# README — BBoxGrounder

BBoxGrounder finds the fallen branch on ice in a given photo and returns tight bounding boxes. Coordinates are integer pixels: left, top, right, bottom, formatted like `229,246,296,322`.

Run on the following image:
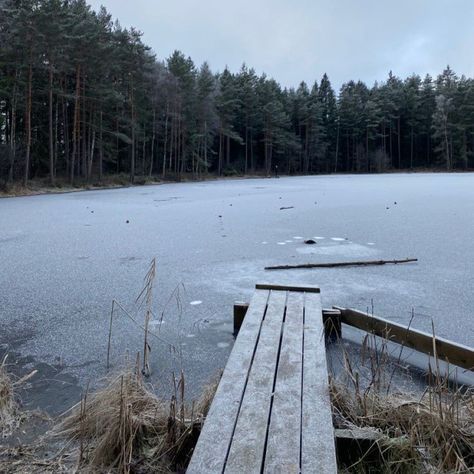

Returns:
265,258,418,270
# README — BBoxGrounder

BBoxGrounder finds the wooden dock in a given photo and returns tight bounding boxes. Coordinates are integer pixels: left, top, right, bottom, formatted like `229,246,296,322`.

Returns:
187,284,337,474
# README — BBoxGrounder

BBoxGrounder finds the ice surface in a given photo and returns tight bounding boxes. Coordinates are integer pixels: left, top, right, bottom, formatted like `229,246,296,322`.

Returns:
1,173,474,394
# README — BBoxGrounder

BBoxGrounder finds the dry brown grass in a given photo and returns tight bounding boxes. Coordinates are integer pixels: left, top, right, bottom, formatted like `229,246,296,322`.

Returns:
0,356,19,438
331,333,474,473
54,368,218,474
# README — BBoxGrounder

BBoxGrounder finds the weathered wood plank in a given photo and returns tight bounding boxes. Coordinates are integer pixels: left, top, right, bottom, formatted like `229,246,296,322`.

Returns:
256,283,320,293
224,290,287,474
336,307,474,371
301,292,337,473
187,290,269,474
263,291,304,474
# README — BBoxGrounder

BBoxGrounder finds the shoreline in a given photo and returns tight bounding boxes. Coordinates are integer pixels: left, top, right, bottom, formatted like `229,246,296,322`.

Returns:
1,168,473,199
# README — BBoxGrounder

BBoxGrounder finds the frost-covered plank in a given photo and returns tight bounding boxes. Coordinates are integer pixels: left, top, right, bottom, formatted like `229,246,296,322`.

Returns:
187,290,269,474
224,290,287,474
301,292,337,473
263,291,304,474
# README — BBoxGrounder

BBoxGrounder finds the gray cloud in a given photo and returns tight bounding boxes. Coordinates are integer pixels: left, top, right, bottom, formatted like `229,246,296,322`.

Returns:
88,0,474,90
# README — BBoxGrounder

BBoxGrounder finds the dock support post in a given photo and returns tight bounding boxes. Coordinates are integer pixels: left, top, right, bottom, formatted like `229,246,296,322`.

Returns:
233,302,249,336
323,309,342,342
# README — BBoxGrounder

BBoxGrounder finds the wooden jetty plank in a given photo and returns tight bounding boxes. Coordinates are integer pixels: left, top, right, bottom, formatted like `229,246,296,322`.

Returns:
256,283,320,293
302,292,337,473
224,290,287,474
187,290,269,474
264,291,304,474
336,307,474,372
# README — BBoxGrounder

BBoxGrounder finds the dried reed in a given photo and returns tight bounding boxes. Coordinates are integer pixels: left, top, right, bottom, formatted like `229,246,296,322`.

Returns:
55,368,218,474
331,326,474,472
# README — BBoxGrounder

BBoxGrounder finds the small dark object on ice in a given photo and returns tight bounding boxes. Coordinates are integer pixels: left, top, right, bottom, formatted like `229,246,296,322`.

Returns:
386,207,390,210
218,215,222,218
126,220,130,224
91,210,94,213
394,201,397,205
280,206,294,210
304,239,317,245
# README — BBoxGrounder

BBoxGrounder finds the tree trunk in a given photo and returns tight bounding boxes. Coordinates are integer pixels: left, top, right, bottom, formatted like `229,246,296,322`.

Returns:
218,131,223,176
130,83,135,183
204,120,208,173
250,131,254,171
54,99,58,178
62,92,70,177
244,126,248,174
48,63,55,185
397,118,401,169
389,120,393,166
70,65,81,184
81,75,87,178
99,110,103,182
23,63,33,187
142,128,146,175
88,130,95,181
149,108,156,177
9,72,18,183
162,106,169,178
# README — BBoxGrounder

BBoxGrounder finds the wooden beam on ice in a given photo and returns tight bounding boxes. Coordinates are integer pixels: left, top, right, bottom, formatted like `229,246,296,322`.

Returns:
335,307,474,372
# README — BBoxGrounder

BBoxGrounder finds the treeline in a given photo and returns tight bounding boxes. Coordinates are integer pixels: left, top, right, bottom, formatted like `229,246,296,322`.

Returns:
1,0,474,188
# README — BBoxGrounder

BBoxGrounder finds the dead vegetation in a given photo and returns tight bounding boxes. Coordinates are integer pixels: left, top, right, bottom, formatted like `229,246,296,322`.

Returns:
2,258,473,472
330,331,474,473
54,368,218,473
0,355,17,438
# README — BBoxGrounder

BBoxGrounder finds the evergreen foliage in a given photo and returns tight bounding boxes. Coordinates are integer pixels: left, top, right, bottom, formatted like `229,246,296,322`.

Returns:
1,0,474,186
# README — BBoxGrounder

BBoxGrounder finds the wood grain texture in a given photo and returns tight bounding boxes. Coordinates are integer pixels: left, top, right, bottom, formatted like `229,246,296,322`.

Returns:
224,290,287,474
301,292,337,473
187,290,269,474
336,307,474,371
263,291,304,474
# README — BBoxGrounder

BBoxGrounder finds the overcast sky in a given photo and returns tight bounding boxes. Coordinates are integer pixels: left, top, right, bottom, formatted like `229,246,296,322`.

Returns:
88,0,474,90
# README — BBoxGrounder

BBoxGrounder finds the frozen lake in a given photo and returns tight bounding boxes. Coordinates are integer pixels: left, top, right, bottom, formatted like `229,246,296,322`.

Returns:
1,173,473,396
